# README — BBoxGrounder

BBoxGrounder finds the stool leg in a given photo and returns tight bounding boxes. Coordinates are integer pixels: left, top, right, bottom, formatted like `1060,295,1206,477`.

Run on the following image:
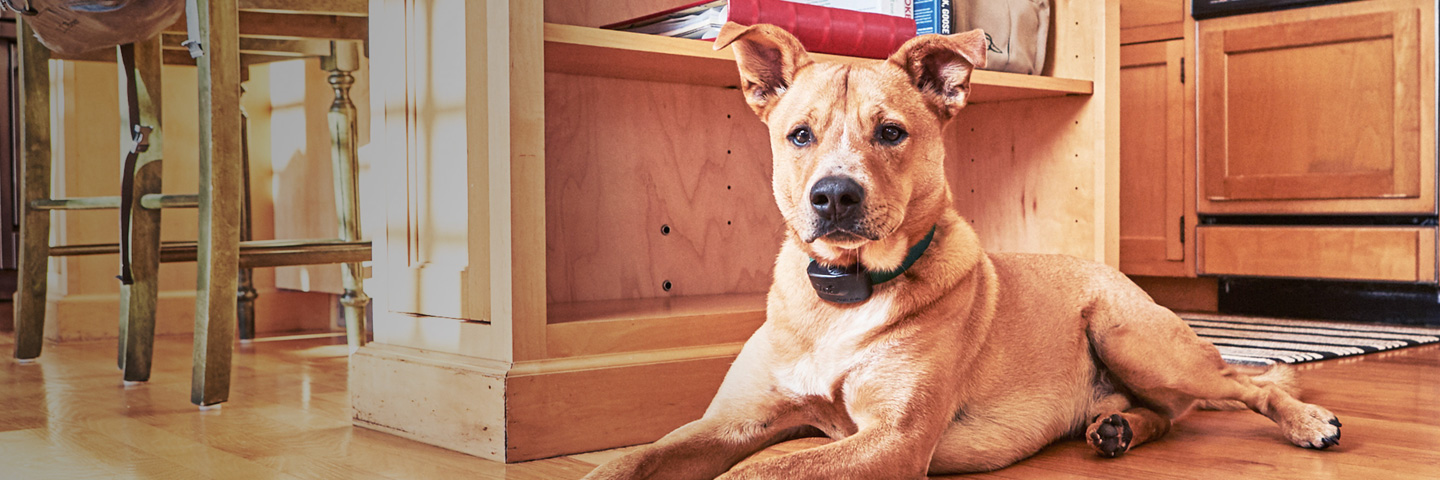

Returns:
13,19,52,361
324,42,369,352
236,91,257,342
116,39,165,382
192,0,241,406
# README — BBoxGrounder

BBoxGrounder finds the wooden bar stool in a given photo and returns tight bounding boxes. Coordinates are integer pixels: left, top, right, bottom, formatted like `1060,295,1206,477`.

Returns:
9,0,371,407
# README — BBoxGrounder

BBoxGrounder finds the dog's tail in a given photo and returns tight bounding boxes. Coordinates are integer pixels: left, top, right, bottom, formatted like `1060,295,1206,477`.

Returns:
1194,363,1300,411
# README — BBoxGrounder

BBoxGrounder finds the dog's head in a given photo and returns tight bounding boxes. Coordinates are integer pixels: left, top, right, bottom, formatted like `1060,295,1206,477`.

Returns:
715,23,986,269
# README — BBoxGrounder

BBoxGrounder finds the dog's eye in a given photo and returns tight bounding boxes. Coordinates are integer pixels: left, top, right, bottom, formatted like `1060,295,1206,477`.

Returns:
877,124,907,145
788,126,813,147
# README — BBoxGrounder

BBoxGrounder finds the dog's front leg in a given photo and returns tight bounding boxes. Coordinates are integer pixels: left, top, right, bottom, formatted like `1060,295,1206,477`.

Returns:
585,332,808,480
718,357,961,480
715,426,935,480
583,414,813,480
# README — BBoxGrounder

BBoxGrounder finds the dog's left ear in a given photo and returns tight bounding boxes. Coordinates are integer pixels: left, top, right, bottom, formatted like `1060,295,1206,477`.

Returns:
888,29,988,120
714,22,814,120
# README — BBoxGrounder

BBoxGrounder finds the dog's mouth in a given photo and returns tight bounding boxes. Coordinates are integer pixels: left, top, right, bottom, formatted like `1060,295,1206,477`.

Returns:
820,230,868,245
805,225,882,247
797,204,901,247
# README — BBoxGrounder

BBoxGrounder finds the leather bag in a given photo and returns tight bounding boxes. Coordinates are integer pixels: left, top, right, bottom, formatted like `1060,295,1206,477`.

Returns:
6,0,185,55
953,0,1049,75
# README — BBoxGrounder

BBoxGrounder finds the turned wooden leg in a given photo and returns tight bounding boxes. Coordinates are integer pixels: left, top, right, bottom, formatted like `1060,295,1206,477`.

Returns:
192,0,242,406
13,19,52,362
236,86,257,342
116,38,166,382
323,41,369,352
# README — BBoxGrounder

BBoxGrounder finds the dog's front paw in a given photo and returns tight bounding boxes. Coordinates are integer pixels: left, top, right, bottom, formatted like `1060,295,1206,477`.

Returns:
1086,413,1133,458
581,454,651,480
1281,404,1341,449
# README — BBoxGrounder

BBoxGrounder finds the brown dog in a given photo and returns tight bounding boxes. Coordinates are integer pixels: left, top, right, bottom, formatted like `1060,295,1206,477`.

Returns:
583,23,1341,480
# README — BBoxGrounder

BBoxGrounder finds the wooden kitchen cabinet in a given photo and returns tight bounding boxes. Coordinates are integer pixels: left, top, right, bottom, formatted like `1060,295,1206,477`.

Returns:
1120,40,1190,276
1198,226,1437,283
1197,0,1437,214
1120,0,1185,44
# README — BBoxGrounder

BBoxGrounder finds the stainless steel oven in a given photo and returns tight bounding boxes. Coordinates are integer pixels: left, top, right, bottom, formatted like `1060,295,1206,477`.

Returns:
1192,0,1363,19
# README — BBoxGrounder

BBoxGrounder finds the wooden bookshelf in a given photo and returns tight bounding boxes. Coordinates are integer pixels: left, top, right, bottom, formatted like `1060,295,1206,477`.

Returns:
358,0,1117,463
545,23,1095,103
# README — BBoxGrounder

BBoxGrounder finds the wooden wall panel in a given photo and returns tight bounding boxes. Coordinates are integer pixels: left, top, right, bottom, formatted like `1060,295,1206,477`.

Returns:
544,73,779,304
945,96,1100,260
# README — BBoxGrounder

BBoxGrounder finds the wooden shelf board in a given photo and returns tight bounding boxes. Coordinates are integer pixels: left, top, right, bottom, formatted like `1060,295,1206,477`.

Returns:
547,292,767,325
546,293,767,358
544,23,1093,103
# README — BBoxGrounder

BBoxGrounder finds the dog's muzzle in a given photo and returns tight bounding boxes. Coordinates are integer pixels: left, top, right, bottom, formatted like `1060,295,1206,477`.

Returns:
807,176,878,243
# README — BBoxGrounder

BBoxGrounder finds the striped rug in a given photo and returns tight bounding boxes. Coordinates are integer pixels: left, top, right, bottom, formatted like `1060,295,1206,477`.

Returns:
1180,313,1440,366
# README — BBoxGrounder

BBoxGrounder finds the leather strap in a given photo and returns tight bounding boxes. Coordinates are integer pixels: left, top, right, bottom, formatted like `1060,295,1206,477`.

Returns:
182,0,205,58
117,43,151,285
866,225,938,285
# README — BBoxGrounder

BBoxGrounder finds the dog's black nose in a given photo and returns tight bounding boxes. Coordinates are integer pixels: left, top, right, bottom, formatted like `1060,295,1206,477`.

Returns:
810,176,865,222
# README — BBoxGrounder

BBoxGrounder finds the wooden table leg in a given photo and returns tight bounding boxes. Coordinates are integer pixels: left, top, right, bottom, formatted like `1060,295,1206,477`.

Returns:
13,19,52,362
117,38,166,382
192,0,242,406
324,41,369,352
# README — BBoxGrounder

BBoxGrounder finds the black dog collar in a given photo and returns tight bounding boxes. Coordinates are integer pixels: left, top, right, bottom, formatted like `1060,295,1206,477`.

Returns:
807,225,937,304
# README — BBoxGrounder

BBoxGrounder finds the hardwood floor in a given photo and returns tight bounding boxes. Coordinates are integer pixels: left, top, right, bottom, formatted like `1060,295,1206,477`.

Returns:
2,329,1437,479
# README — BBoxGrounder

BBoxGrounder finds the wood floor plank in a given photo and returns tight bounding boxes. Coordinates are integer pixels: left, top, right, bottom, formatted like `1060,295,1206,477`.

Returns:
2,330,1438,479
0,425,210,479
85,417,293,480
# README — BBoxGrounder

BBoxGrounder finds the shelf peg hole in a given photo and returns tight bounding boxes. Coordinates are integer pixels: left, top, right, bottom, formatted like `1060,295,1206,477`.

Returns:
661,224,671,235
662,280,673,291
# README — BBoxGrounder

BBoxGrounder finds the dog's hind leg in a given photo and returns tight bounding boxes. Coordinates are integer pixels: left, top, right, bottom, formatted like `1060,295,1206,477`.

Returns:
927,403,1074,473
1084,292,1341,450
1084,404,1171,458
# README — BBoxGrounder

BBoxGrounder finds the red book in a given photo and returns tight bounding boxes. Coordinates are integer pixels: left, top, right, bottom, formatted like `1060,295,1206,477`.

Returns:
726,0,917,59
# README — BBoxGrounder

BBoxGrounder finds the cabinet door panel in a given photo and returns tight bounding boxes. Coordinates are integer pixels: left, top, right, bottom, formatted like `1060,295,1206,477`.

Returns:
1120,41,1186,276
1199,5,1428,209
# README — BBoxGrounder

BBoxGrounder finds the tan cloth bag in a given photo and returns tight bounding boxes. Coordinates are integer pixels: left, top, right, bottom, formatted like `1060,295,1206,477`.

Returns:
9,0,185,55
954,0,1049,75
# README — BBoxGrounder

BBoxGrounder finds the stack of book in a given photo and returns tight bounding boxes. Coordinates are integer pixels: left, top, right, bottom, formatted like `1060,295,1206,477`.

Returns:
604,0,955,59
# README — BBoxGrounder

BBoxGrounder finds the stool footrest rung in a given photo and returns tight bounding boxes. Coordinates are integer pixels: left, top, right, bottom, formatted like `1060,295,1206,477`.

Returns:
31,197,121,210
47,239,371,268
141,194,199,209
32,194,202,211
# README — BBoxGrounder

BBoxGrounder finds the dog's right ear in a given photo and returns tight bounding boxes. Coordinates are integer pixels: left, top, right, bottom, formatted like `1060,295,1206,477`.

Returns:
887,29,988,120
714,22,813,120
